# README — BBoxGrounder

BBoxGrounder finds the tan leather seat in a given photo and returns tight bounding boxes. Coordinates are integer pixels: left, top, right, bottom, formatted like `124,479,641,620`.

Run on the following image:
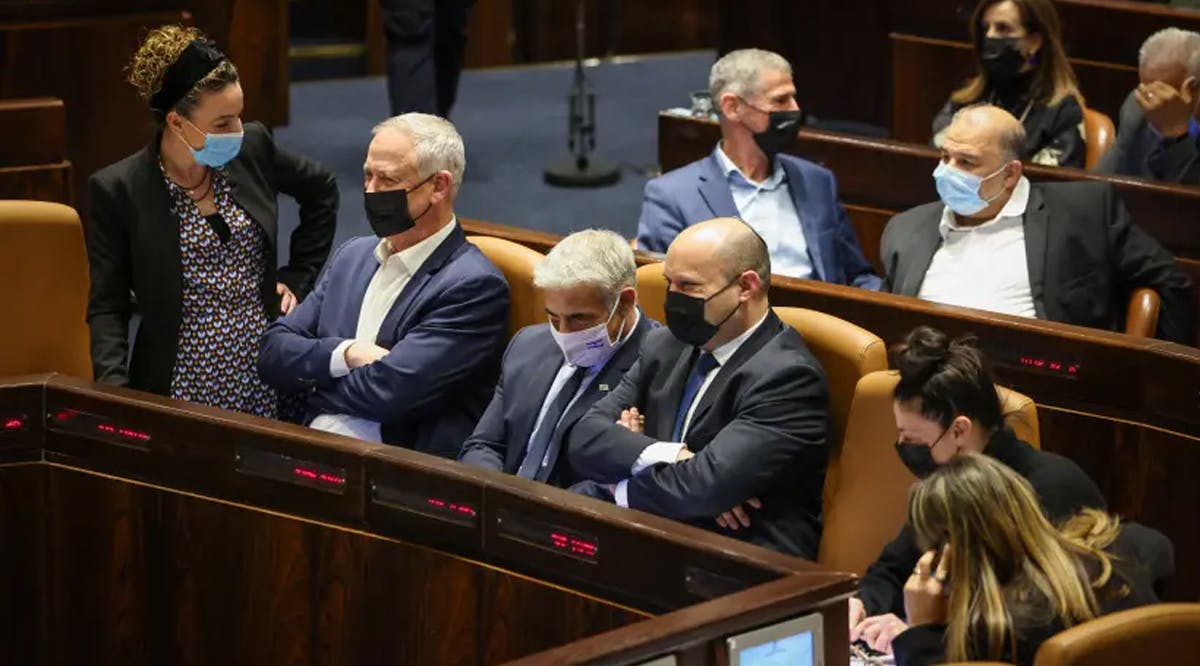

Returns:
1033,603,1200,666
1125,287,1161,338
635,262,668,324
0,200,91,379
1083,107,1116,170
818,370,1038,575
468,235,546,340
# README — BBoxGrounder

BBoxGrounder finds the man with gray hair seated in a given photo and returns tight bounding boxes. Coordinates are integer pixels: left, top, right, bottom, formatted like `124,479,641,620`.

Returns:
258,113,509,457
883,104,1193,343
459,229,656,487
1097,27,1200,184
636,48,881,289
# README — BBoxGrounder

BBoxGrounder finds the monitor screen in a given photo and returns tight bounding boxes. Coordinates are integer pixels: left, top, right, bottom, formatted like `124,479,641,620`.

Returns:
727,613,823,666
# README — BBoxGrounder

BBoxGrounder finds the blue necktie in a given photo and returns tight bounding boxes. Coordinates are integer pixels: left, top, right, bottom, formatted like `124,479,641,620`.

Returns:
518,365,588,481
671,352,719,442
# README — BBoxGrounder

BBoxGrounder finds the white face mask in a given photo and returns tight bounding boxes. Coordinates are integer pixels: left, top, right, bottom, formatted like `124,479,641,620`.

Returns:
549,299,626,368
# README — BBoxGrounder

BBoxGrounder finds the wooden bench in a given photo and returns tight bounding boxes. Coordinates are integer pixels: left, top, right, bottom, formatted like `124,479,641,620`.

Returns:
0,98,72,204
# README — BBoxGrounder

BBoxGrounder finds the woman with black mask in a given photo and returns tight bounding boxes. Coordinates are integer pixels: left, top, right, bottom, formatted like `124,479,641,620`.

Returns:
846,326,1107,656
932,0,1086,168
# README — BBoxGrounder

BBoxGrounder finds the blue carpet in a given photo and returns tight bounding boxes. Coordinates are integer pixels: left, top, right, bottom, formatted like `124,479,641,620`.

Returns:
273,51,717,258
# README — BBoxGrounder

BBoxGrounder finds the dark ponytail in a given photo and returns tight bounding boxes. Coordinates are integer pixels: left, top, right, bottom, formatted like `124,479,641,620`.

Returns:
892,326,1003,431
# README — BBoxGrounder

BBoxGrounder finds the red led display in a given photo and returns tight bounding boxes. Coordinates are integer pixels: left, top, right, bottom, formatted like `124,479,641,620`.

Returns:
426,497,478,518
293,465,346,488
2,417,24,430
550,531,599,558
96,423,151,442
1018,356,1079,375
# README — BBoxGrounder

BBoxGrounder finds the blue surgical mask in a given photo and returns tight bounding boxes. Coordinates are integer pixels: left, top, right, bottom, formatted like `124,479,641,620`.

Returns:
933,161,1009,216
179,118,244,168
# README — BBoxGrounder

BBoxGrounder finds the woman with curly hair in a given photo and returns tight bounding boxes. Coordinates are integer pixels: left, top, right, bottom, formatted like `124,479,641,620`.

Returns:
85,25,338,417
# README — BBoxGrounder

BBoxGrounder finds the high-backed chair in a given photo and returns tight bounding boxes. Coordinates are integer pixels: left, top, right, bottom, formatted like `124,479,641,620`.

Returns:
467,235,545,340
1125,288,1161,338
1033,603,1200,666
0,200,91,379
1083,107,1116,169
818,370,1038,574
635,262,668,323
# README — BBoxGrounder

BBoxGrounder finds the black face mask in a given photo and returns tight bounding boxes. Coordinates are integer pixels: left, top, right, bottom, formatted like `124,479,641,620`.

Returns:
664,277,741,347
363,174,434,238
894,426,951,479
752,110,805,160
979,37,1027,86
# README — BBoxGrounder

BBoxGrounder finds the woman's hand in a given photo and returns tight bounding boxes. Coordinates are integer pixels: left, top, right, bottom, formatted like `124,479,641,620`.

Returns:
277,282,298,314
904,544,953,627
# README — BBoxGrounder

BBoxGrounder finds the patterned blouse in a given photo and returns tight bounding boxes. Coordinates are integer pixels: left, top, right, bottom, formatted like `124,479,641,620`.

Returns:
162,166,277,419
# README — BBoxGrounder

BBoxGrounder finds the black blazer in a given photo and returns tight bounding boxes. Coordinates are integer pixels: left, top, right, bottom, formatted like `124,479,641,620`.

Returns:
881,181,1194,343
568,310,830,558
85,122,338,396
458,312,656,487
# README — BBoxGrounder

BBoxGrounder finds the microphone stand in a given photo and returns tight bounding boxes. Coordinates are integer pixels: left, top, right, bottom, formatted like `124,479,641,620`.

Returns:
543,0,620,187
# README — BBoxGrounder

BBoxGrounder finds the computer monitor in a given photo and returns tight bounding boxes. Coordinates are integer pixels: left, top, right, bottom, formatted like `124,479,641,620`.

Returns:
726,612,824,666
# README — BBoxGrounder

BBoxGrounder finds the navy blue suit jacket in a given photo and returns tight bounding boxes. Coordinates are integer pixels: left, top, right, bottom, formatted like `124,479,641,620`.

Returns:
458,313,656,487
257,223,509,457
636,152,881,290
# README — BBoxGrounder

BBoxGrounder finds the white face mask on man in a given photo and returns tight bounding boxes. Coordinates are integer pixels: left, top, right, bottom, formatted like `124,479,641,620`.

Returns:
549,299,626,368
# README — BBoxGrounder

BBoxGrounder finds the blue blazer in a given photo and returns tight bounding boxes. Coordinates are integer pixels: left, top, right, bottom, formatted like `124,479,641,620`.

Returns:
257,224,510,457
637,152,882,290
458,312,656,487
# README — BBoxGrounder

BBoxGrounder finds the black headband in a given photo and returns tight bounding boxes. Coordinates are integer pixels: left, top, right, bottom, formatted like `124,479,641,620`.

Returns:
150,39,227,114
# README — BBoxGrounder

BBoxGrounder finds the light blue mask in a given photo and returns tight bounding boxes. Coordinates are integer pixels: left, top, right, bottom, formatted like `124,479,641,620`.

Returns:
181,119,244,168
933,161,1008,216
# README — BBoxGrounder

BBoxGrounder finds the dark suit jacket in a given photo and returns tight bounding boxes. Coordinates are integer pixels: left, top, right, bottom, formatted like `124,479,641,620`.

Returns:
858,428,1107,617
458,312,656,486
1096,90,1200,185
567,310,830,558
881,181,1194,343
257,224,509,458
85,121,338,395
636,152,882,289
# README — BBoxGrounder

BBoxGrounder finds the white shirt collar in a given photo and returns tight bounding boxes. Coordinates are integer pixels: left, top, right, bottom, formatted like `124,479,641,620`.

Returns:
714,143,785,190
374,214,458,272
939,176,1031,240
709,310,770,366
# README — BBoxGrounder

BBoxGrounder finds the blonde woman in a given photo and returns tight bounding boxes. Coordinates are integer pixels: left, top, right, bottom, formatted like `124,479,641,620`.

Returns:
931,0,1086,167
893,454,1160,666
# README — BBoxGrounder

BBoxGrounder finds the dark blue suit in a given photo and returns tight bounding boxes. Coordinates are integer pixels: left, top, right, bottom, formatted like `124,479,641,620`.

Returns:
458,313,656,487
637,152,882,290
257,223,509,457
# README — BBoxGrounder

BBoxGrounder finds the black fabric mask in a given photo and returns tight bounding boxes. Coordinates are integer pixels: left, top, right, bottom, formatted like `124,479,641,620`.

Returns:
895,426,951,479
979,37,1027,86
664,277,742,347
752,110,805,160
363,175,433,237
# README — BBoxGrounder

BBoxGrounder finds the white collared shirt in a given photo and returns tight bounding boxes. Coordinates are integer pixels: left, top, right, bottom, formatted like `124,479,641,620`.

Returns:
520,309,643,474
614,311,770,507
309,216,459,441
714,145,814,279
919,178,1037,319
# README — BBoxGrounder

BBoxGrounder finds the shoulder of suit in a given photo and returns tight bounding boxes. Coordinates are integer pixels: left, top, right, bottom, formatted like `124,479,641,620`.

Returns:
457,240,509,284
90,146,153,191
887,200,944,231
1031,179,1111,204
510,322,553,349
779,153,833,180
650,156,711,187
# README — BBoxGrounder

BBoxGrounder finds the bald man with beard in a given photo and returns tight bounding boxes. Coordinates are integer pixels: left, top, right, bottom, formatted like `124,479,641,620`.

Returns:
882,104,1193,343
568,217,831,558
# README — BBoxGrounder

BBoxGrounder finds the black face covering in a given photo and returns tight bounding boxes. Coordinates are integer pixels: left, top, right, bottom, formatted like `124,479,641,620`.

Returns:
664,277,741,347
980,37,1027,86
363,175,433,238
895,426,951,479
752,110,805,160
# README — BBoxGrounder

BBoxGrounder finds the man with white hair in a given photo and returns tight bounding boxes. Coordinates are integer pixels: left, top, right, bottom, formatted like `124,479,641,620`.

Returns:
1097,27,1200,184
459,229,656,487
637,48,880,289
258,113,509,456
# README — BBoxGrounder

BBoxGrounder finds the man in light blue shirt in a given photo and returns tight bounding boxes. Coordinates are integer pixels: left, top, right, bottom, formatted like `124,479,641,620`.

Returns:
638,48,881,289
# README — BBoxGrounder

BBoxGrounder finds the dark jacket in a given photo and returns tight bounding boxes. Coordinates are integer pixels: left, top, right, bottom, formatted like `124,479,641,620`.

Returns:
858,428,1107,617
458,312,657,487
881,180,1194,343
85,122,338,395
892,526,1163,666
568,310,830,558
257,226,509,458
933,87,1085,168
1095,90,1200,185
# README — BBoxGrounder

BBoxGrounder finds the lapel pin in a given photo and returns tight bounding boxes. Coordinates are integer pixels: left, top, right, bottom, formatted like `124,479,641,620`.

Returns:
599,383,610,391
